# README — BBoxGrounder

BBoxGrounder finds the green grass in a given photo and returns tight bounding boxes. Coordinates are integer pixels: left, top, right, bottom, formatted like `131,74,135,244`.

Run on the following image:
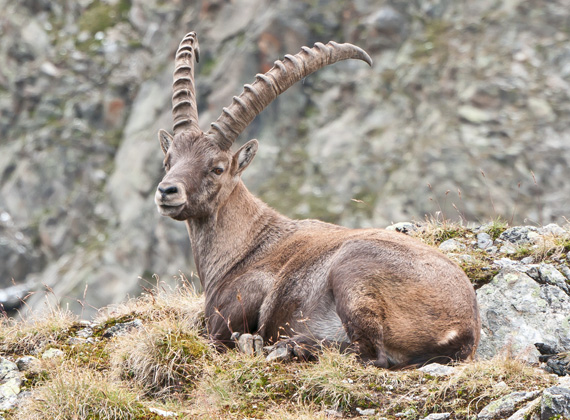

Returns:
483,217,509,241
459,254,499,288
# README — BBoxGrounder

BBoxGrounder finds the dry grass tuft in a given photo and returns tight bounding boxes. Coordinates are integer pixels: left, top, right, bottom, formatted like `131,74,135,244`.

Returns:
426,354,554,416
412,214,471,247
524,232,570,263
111,315,211,397
191,350,292,418
0,307,77,355
16,365,156,420
295,347,378,411
96,274,204,329
265,404,330,419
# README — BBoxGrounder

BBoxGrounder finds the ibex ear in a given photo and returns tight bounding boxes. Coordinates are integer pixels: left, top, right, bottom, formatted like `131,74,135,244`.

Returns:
158,129,173,155
233,139,258,176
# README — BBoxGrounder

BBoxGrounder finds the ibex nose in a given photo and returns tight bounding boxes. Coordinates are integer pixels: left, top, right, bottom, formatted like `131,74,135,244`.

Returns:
158,185,178,195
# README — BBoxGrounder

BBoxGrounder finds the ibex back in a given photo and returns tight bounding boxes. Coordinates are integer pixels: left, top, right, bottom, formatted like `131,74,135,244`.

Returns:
155,32,481,368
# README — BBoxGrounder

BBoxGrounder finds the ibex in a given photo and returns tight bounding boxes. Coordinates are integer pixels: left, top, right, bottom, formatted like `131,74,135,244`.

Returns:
155,32,481,368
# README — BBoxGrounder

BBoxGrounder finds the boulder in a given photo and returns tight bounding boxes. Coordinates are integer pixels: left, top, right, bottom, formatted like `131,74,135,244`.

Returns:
540,386,570,420
0,357,21,411
477,391,541,420
477,269,570,362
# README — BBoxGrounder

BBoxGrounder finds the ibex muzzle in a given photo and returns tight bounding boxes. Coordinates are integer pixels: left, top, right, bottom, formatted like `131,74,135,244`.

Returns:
154,32,481,368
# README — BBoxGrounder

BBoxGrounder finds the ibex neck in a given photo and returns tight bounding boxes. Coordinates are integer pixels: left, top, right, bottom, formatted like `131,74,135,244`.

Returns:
185,181,291,289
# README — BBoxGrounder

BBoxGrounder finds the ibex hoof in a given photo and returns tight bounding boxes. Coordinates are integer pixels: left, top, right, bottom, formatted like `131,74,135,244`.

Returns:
265,344,292,362
232,332,264,356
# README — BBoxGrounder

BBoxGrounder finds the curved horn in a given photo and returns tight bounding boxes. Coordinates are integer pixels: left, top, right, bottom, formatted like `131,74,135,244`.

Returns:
172,32,201,135
206,41,372,150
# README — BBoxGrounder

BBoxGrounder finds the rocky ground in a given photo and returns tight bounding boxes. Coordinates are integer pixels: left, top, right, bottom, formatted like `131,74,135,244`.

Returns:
0,220,569,419
1,0,570,316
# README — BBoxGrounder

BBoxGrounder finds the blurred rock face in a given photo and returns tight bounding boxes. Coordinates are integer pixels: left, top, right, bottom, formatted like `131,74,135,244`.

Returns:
0,0,568,315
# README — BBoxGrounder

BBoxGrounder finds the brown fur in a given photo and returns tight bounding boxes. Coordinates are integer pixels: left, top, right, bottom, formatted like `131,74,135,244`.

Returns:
154,34,481,368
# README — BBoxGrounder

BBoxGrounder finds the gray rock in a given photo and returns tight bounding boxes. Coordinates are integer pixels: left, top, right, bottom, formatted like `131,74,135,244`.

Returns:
103,319,143,338
545,354,569,377
499,241,518,255
559,376,570,387
0,215,44,293
385,222,417,234
41,348,64,359
528,98,556,122
364,6,406,36
418,363,456,377
477,232,493,250
540,386,570,420
148,407,178,417
560,265,570,281
539,223,566,236
485,246,499,254
493,258,534,273
0,357,21,407
458,105,494,123
0,282,33,311
15,356,40,372
536,264,570,295
76,327,94,338
506,397,541,420
324,409,343,418
0,358,16,376
395,409,416,418
526,264,570,296
420,414,451,420
356,407,376,416
476,269,570,362
477,391,541,420
0,395,18,411
499,227,540,245
439,239,466,252
520,256,535,265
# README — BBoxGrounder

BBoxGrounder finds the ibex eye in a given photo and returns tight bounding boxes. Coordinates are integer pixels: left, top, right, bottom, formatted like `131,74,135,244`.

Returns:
212,167,224,175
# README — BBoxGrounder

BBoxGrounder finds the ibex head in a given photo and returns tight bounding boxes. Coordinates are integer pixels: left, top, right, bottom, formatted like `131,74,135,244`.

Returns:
155,32,372,221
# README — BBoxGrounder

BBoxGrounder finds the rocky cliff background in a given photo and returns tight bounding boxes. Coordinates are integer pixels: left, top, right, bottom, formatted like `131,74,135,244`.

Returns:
1,0,569,316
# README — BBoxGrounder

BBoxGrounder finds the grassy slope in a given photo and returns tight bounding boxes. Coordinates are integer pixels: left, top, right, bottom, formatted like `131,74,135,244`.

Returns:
1,220,568,420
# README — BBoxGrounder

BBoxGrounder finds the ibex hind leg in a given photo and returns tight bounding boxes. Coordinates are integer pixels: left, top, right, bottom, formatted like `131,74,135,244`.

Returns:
329,262,392,368
338,307,391,368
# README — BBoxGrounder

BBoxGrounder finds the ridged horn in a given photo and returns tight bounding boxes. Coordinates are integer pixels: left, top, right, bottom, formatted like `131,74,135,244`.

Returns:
206,41,372,150
172,32,201,135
